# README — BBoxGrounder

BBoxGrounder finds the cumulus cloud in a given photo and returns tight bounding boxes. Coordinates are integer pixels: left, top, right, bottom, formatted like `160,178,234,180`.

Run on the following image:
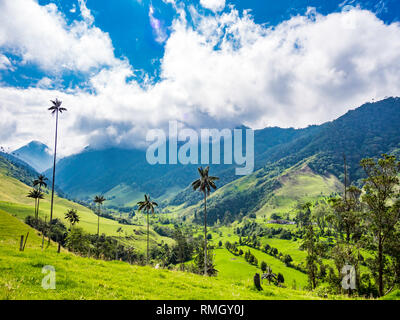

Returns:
1,3,400,156
0,0,117,73
200,0,226,13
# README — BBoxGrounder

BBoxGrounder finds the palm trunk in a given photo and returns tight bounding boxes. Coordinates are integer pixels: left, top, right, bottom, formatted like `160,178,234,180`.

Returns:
97,204,100,237
147,211,150,265
34,198,38,221
204,192,207,276
49,110,58,243
378,234,384,296
37,186,42,222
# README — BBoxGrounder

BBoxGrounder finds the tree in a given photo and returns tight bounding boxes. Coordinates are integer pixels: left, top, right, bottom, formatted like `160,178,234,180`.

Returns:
277,272,285,284
27,189,44,221
64,209,80,229
283,254,293,266
262,267,277,284
192,166,219,276
303,225,321,290
261,261,267,272
65,227,90,253
33,174,47,221
360,154,400,296
48,99,67,227
93,195,106,237
137,194,158,265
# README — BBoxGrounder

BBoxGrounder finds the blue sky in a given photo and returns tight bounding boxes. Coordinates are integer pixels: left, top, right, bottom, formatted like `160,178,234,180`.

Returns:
1,0,400,155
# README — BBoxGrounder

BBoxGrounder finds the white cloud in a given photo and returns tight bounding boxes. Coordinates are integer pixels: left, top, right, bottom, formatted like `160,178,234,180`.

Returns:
1,4,400,156
0,54,12,70
0,0,117,73
200,0,226,13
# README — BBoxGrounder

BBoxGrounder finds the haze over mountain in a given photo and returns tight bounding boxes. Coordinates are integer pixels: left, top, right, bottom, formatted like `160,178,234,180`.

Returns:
12,141,53,173
43,97,400,215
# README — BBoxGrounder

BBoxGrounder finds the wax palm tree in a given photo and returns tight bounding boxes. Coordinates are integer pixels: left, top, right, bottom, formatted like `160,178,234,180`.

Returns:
137,194,158,265
64,209,80,229
48,99,67,227
27,189,44,221
33,175,48,221
191,166,219,276
93,195,106,237
262,267,277,285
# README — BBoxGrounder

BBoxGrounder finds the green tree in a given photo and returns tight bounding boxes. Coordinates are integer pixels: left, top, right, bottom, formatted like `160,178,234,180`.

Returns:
64,209,80,229
260,261,267,272
192,166,219,276
262,267,277,284
93,195,106,237
277,272,285,284
26,189,44,221
137,194,158,265
303,225,321,290
360,154,400,296
33,174,47,221
65,227,90,253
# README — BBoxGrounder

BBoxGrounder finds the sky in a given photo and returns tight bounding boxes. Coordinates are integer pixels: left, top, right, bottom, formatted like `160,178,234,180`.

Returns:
1,0,400,156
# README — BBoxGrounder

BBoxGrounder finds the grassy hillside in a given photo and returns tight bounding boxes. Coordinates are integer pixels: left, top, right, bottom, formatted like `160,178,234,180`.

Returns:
0,209,330,300
255,162,342,218
0,170,173,251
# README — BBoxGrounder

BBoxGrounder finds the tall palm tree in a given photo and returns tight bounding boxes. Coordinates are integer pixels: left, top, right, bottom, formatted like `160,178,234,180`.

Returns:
64,209,80,229
48,99,67,225
93,195,106,237
262,267,277,285
27,189,44,221
137,194,158,265
192,166,219,276
33,174,48,221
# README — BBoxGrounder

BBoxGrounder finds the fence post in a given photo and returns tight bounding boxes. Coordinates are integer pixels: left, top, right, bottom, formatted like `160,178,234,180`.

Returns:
19,235,24,251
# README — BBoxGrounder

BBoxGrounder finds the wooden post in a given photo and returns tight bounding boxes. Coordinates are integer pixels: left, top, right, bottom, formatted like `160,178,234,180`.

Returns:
22,232,29,251
19,235,24,251
42,216,47,250
57,242,61,253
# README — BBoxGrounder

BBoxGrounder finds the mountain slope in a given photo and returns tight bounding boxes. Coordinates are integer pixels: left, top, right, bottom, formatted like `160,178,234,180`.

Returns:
0,209,326,300
0,152,38,186
12,141,53,173
44,127,313,206
0,154,173,250
43,97,400,217
168,97,400,222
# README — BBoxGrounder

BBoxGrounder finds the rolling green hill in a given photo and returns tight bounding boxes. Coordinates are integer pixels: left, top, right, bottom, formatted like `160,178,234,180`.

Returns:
0,209,331,300
0,154,173,251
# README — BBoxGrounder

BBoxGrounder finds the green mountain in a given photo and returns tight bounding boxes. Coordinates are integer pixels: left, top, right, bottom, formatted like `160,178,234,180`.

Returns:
172,97,400,224
45,97,400,218
12,140,53,173
0,151,38,186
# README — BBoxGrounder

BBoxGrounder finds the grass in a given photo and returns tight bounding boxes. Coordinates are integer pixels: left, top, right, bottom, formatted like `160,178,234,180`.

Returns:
255,163,342,218
238,246,309,289
0,209,329,300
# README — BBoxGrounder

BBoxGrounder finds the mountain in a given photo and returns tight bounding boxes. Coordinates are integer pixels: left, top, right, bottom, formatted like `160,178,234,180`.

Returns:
44,126,311,207
176,97,400,224
12,141,53,173
0,151,38,186
45,97,400,215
